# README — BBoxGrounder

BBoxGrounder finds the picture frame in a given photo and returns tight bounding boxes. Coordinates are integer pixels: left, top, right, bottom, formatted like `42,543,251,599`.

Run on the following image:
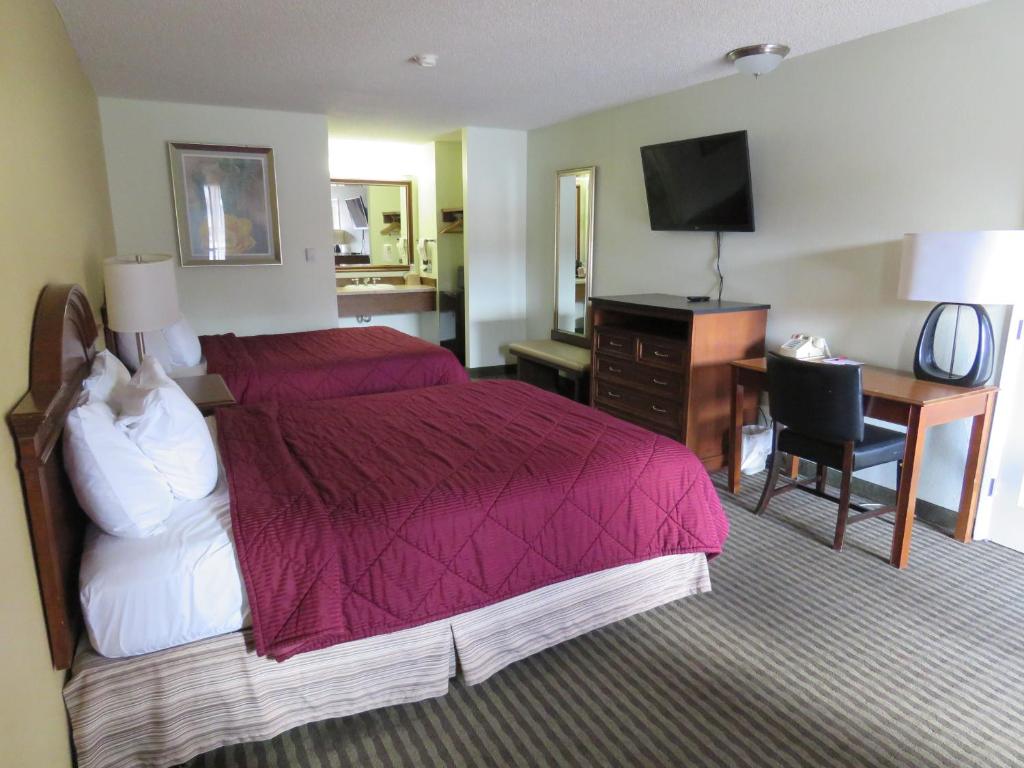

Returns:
168,141,282,266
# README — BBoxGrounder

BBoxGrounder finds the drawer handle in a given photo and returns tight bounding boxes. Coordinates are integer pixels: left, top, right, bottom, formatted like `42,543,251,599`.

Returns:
652,378,668,386
606,390,622,399
653,350,670,358
608,340,624,348
651,405,668,414
608,365,622,373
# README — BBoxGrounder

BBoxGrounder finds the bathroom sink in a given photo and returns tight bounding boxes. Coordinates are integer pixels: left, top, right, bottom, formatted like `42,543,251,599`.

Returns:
339,283,395,292
338,283,434,294
337,282,436,319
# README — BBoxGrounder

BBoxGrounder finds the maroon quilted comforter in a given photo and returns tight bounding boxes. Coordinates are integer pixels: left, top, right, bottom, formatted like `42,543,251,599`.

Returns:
200,326,468,404
218,380,728,661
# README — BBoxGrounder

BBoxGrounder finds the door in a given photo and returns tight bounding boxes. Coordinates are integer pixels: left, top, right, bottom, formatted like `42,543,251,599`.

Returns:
976,305,1024,551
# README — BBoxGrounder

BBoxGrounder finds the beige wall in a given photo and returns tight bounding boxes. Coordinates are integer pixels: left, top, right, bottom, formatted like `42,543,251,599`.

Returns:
462,127,528,368
0,0,116,765
435,141,464,293
526,0,1024,510
99,98,336,336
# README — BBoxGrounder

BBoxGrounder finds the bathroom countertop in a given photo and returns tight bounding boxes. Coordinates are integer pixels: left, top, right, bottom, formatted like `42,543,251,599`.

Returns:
337,284,435,295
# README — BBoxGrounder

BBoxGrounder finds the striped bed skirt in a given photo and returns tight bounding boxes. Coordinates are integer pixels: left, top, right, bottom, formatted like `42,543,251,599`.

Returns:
64,553,710,768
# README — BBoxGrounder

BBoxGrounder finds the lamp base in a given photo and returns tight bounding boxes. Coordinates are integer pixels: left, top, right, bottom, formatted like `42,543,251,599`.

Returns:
913,303,994,387
135,331,146,370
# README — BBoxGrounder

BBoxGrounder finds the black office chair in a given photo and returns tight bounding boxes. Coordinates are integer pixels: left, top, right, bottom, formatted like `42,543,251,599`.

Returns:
755,353,907,551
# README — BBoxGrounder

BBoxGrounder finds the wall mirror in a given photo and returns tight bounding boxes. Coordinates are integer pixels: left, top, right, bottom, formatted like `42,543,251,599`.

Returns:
553,166,596,342
331,179,414,271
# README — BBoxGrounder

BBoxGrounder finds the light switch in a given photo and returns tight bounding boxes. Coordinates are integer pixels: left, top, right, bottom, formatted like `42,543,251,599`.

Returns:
305,248,316,263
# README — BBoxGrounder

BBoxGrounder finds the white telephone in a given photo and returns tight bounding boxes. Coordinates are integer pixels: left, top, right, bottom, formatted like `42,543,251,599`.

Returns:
777,333,831,360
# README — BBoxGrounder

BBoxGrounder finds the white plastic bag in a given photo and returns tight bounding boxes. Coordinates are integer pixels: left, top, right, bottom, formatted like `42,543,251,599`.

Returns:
740,424,773,475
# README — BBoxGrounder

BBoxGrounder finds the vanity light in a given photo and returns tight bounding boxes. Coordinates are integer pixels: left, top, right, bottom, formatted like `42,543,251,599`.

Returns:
411,54,438,68
726,44,790,77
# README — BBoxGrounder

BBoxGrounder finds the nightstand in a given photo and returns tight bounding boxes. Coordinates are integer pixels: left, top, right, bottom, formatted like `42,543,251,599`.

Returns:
174,373,236,415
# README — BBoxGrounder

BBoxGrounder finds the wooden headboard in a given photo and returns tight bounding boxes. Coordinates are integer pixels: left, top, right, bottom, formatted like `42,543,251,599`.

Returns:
9,284,98,670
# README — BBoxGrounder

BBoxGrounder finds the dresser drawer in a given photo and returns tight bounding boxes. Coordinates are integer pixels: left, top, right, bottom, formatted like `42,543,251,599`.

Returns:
595,327,637,359
594,401,682,441
595,355,684,395
594,380,682,428
637,334,687,369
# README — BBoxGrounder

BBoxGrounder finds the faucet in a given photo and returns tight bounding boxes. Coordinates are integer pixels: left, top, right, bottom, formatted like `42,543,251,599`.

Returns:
371,277,381,284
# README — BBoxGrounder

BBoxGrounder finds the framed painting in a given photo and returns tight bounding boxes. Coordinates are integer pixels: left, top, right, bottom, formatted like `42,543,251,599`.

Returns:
168,141,282,266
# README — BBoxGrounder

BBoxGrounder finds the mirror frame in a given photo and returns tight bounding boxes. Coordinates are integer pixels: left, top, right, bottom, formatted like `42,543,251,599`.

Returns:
331,178,414,272
551,166,596,347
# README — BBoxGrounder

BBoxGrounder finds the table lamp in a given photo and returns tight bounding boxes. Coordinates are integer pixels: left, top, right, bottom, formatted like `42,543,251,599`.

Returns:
899,231,1024,386
103,254,181,364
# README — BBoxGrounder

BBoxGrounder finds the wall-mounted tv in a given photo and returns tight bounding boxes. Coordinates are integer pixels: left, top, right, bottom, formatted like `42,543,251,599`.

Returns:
640,130,754,232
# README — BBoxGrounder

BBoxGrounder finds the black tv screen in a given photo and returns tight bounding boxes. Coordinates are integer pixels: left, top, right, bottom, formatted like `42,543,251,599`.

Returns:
640,130,754,232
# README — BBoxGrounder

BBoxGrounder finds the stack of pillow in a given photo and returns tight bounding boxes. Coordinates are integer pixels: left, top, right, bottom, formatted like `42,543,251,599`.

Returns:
64,350,219,538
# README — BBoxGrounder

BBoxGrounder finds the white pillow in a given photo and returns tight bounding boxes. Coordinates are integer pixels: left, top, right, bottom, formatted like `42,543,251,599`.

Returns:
164,316,202,367
115,330,173,373
116,357,219,500
81,350,131,405
116,316,202,372
63,401,173,538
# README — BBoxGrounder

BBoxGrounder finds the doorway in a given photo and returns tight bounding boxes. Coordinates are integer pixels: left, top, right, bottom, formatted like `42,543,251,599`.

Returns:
977,305,1024,551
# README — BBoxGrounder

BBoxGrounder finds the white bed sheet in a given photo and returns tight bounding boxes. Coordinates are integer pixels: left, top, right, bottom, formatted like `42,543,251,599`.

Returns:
79,418,248,658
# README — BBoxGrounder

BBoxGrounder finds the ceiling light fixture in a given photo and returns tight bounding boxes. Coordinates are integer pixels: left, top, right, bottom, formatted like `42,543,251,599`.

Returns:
726,44,790,78
411,54,439,68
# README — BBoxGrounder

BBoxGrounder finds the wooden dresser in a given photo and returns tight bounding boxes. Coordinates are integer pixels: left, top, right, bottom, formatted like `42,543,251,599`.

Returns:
590,294,769,471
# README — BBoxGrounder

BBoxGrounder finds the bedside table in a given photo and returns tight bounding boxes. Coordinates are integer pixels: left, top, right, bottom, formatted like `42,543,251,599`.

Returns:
174,373,236,415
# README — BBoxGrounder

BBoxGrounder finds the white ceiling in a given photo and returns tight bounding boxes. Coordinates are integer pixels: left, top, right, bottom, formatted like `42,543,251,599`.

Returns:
55,0,984,141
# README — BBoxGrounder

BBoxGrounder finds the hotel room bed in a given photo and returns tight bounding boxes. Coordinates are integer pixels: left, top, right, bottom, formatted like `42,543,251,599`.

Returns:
13,286,728,768
199,325,468,404
79,381,726,660
66,381,725,767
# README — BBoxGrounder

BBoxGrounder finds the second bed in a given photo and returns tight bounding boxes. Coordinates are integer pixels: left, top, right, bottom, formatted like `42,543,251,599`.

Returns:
200,325,468,404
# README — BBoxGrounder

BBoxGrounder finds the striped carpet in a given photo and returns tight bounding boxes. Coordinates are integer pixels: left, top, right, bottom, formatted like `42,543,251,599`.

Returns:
182,471,1024,767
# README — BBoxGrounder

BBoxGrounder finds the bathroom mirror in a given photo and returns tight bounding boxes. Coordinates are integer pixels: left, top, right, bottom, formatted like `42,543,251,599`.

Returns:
553,166,596,341
331,179,414,271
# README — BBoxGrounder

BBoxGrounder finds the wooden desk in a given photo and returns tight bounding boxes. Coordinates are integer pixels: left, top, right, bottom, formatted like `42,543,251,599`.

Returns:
728,357,997,568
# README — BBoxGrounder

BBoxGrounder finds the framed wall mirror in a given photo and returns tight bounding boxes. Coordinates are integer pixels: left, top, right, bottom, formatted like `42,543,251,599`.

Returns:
553,166,596,343
331,179,414,272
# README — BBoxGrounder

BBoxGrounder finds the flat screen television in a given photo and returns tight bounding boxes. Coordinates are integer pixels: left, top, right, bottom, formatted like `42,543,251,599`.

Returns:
640,130,754,232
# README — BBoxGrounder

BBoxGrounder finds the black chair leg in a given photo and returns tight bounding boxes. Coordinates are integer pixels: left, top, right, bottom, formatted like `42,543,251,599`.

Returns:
755,451,783,515
895,459,904,496
815,463,827,494
833,443,854,551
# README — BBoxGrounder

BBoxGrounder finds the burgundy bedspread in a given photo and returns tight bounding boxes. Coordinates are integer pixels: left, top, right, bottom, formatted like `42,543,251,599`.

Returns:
217,380,728,661
200,326,468,404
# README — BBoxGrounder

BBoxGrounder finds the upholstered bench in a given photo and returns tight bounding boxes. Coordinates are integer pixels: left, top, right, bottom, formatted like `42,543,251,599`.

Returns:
508,339,591,403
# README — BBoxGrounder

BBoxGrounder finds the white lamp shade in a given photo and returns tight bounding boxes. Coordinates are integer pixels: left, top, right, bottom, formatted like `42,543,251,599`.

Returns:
103,254,181,332
898,231,1024,305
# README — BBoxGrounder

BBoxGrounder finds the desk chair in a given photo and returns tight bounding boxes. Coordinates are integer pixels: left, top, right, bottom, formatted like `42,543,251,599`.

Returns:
755,353,907,551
